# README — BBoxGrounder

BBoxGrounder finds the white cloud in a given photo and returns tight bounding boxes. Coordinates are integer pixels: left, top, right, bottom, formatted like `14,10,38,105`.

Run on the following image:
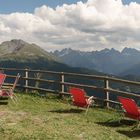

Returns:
0,0,140,51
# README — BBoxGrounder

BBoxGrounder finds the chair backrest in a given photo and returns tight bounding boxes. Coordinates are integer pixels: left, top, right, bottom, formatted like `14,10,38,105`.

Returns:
118,96,140,116
0,73,6,87
11,73,20,90
69,87,87,107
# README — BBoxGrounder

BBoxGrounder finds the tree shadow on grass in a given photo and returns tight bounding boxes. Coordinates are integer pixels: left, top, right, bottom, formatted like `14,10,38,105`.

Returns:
96,119,136,127
117,129,140,138
48,108,84,114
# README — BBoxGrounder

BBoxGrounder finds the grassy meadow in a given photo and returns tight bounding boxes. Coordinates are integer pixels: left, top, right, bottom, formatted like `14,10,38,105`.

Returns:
0,93,139,140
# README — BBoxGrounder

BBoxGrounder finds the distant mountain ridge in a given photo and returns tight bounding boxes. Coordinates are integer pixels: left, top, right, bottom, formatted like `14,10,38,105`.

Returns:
52,47,140,75
1,39,139,77
0,39,105,77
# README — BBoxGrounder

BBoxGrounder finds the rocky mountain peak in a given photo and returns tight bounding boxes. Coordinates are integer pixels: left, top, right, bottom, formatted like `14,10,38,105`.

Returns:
121,47,139,55
11,39,28,46
0,39,59,62
0,39,29,53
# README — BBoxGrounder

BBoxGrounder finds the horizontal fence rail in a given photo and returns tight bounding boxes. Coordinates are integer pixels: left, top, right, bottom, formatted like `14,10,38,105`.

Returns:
1,67,140,108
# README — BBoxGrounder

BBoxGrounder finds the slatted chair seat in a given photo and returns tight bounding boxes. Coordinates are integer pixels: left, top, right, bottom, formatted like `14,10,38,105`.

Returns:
0,73,20,103
118,96,140,128
69,87,94,114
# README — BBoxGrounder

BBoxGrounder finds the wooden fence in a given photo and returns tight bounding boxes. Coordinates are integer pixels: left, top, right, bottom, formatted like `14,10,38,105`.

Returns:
1,67,140,108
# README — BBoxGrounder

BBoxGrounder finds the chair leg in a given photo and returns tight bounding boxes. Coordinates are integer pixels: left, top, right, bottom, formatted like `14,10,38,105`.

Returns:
85,104,90,115
12,96,17,103
8,92,18,104
13,94,18,102
117,110,125,124
85,97,94,115
10,96,16,104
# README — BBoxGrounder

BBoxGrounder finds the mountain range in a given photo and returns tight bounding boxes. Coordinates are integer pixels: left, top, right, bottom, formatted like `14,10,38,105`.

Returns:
52,48,140,76
0,39,140,78
0,39,104,76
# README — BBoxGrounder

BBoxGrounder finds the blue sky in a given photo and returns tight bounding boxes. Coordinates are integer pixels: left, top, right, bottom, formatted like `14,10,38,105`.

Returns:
0,0,87,13
0,0,140,51
0,0,139,14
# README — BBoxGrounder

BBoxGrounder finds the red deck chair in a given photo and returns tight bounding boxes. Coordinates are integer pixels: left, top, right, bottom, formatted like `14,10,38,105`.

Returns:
118,96,140,127
0,73,20,102
0,73,6,88
69,87,94,114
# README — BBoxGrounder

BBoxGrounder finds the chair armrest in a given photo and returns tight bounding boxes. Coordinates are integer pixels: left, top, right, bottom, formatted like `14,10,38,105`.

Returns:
71,96,75,102
87,96,94,105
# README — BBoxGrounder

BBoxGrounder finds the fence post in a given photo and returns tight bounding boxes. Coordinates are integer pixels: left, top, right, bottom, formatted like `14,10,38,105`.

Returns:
104,78,109,108
25,68,29,93
60,72,64,98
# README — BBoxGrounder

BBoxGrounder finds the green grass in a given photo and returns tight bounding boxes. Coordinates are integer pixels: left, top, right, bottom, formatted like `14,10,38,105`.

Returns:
0,93,139,140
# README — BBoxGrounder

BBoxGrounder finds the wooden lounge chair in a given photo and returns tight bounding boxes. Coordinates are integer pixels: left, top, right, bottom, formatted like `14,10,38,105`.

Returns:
69,87,94,114
0,73,20,102
118,96,140,128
